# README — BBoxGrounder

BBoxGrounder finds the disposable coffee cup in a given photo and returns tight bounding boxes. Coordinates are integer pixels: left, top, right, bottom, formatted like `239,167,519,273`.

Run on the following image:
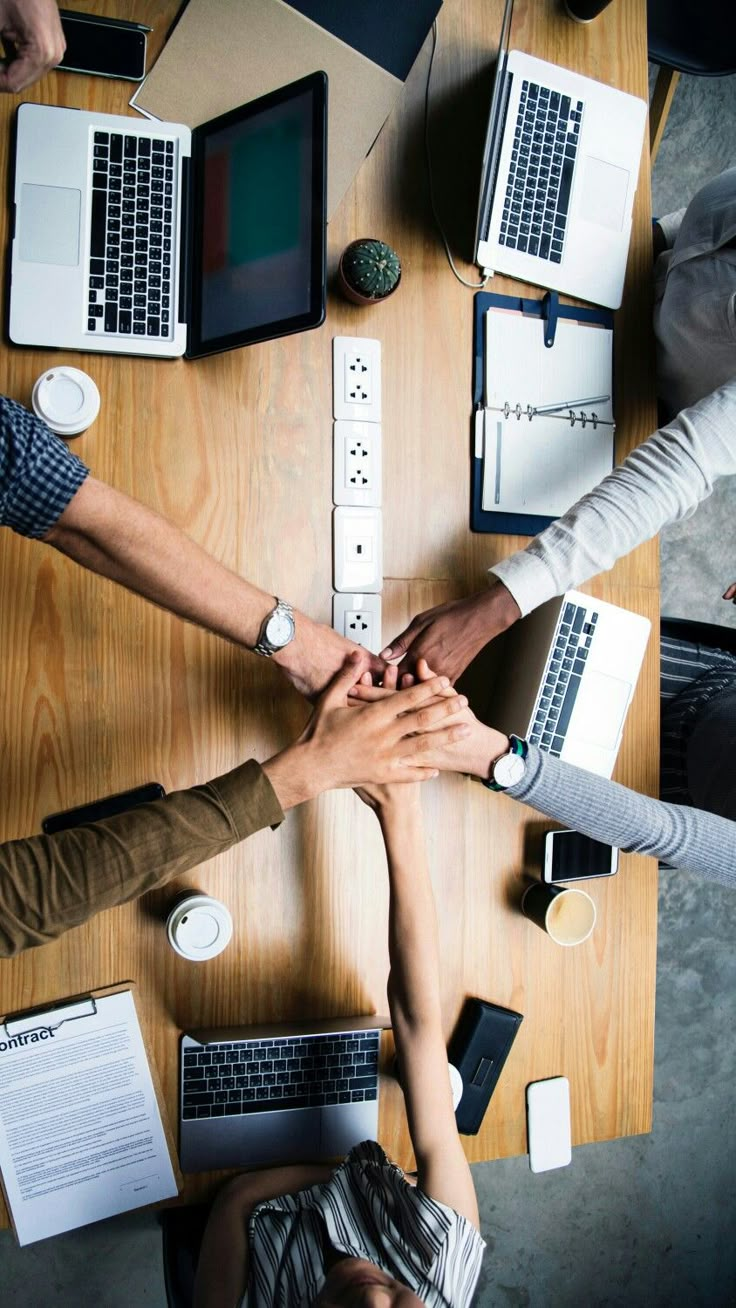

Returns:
31,366,100,437
521,881,596,946
166,893,233,961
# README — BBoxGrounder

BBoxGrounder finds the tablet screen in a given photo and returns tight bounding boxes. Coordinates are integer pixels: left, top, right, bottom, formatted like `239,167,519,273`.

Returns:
187,72,326,358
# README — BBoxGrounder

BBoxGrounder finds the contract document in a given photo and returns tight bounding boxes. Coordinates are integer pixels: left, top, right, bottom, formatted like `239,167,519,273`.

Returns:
0,987,179,1244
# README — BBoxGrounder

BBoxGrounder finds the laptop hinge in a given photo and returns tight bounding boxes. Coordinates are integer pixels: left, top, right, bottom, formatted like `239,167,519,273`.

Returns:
178,154,192,326
482,68,513,244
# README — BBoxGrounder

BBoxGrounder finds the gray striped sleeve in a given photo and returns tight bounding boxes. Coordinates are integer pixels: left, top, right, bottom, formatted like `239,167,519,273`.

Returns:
507,746,736,887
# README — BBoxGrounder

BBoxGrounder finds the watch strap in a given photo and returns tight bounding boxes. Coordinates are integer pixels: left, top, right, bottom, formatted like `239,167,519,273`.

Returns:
483,734,529,792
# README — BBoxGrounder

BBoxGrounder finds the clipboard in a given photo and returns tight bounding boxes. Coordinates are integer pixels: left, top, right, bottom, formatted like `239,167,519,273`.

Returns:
0,983,181,1244
471,289,614,535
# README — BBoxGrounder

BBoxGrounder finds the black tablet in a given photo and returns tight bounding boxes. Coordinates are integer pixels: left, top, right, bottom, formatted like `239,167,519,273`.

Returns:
185,71,327,359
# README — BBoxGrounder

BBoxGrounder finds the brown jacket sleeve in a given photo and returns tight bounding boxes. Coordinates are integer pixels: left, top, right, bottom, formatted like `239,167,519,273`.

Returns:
0,760,284,957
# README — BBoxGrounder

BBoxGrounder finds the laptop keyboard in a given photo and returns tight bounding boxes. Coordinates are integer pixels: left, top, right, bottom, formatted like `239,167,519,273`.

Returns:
181,1030,380,1121
88,130,176,339
529,601,597,755
498,81,583,263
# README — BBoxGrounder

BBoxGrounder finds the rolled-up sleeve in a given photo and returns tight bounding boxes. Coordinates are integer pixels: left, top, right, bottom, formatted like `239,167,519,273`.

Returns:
0,396,89,538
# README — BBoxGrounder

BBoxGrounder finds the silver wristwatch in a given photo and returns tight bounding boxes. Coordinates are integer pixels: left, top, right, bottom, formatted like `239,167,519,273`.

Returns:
254,598,295,657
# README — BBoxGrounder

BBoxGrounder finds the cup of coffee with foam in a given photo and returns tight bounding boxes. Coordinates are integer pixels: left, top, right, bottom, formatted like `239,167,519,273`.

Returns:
521,880,596,946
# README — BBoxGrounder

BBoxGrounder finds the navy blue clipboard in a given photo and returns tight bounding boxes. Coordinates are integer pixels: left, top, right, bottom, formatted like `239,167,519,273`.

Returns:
471,290,613,535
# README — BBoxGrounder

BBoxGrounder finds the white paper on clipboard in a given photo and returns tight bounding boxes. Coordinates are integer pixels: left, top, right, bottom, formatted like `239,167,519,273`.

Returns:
0,989,178,1245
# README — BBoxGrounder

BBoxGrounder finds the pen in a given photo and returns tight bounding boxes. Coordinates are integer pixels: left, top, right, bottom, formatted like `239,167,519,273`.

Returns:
533,393,610,416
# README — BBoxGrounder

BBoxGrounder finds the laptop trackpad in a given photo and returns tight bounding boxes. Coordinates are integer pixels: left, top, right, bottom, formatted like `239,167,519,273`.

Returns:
571,671,630,749
19,184,81,265
579,157,629,232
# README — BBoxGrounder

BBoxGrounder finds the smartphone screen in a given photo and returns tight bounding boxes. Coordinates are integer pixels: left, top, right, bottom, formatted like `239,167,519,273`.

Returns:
58,13,147,81
42,783,165,835
546,830,618,882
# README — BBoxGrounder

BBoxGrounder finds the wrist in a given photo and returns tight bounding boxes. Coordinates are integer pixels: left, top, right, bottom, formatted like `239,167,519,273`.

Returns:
482,578,522,630
471,724,510,781
262,739,324,811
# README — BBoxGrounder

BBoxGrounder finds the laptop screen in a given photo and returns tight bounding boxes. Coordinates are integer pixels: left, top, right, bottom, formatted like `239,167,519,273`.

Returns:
187,72,327,358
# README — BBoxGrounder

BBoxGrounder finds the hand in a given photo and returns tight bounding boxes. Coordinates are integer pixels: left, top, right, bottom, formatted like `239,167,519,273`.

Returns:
723,583,736,605
273,610,383,700
380,579,521,684
0,0,65,93
300,655,471,791
263,654,472,808
352,658,510,780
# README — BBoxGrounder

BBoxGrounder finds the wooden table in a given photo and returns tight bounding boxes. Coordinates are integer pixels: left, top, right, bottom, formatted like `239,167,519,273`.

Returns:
0,0,658,1216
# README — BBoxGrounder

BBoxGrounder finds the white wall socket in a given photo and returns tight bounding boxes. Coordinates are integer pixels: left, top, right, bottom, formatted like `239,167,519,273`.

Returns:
333,419,382,507
332,593,382,654
333,507,382,593
333,336,381,423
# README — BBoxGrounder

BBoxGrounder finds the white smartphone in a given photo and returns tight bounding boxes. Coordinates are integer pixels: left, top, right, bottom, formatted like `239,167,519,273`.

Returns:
543,829,619,884
526,1076,572,1173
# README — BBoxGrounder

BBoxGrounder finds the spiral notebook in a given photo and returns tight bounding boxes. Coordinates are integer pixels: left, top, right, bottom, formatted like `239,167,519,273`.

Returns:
471,291,615,534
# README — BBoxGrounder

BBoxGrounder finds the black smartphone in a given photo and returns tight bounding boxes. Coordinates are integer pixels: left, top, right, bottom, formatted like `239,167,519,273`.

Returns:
57,10,149,82
543,829,618,883
42,783,165,835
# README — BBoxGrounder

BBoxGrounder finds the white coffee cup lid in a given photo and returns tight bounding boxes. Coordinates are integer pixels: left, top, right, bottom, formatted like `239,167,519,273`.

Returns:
32,366,100,437
166,894,233,961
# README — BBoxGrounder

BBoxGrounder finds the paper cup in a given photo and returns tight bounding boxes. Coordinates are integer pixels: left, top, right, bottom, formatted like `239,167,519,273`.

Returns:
32,366,100,437
521,881,596,946
166,894,233,962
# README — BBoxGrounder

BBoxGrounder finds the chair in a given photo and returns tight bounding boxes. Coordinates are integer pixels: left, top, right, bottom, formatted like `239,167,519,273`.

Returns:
660,615,736,655
159,1204,210,1308
648,0,736,164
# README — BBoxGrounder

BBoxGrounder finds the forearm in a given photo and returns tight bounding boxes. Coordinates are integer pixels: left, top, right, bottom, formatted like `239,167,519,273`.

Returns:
0,761,284,956
45,476,276,649
381,799,443,1032
508,744,736,885
194,1165,333,1308
491,380,736,616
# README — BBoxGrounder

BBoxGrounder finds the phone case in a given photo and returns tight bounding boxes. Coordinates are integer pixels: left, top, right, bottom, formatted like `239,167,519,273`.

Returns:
447,998,523,1135
526,1076,572,1173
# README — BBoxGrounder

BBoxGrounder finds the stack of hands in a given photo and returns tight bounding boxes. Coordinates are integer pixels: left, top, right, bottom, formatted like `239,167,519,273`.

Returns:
262,650,512,807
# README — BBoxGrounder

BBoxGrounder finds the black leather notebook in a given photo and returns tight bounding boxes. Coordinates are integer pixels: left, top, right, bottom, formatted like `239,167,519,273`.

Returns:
448,997,524,1135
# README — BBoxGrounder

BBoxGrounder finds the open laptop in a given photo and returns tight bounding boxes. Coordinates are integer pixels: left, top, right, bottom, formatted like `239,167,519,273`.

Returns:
486,590,650,778
180,1015,388,1173
8,71,327,360
473,0,646,309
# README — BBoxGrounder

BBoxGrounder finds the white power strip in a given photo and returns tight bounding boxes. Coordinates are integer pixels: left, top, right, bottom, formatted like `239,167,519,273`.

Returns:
332,338,383,616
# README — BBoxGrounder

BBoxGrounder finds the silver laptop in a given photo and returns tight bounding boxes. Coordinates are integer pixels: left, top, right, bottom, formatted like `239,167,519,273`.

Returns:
180,1015,388,1173
487,590,650,777
9,72,327,360
474,0,647,309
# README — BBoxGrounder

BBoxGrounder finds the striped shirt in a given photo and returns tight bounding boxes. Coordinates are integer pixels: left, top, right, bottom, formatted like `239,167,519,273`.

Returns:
660,634,736,816
242,1141,486,1307
0,396,89,538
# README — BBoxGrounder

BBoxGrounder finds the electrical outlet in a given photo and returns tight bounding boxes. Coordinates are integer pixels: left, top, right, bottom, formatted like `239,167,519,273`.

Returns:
332,593,382,654
333,420,382,507
333,336,381,422
333,507,382,593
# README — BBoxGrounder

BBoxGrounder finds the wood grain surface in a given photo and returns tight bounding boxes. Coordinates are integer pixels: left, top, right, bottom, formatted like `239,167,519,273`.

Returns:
0,0,658,1217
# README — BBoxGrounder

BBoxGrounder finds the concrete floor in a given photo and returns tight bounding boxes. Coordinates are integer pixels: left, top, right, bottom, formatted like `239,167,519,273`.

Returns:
2,62,736,1308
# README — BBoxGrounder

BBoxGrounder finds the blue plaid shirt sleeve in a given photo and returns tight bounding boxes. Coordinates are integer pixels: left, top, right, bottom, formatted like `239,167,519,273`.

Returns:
0,396,90,539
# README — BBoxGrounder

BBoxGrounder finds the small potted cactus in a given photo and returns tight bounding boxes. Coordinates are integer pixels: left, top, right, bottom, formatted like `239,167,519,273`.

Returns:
339,238,402,306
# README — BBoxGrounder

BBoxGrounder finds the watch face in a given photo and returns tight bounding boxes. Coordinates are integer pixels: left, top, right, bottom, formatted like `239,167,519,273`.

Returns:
266,609,295,648
494,751,525,788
